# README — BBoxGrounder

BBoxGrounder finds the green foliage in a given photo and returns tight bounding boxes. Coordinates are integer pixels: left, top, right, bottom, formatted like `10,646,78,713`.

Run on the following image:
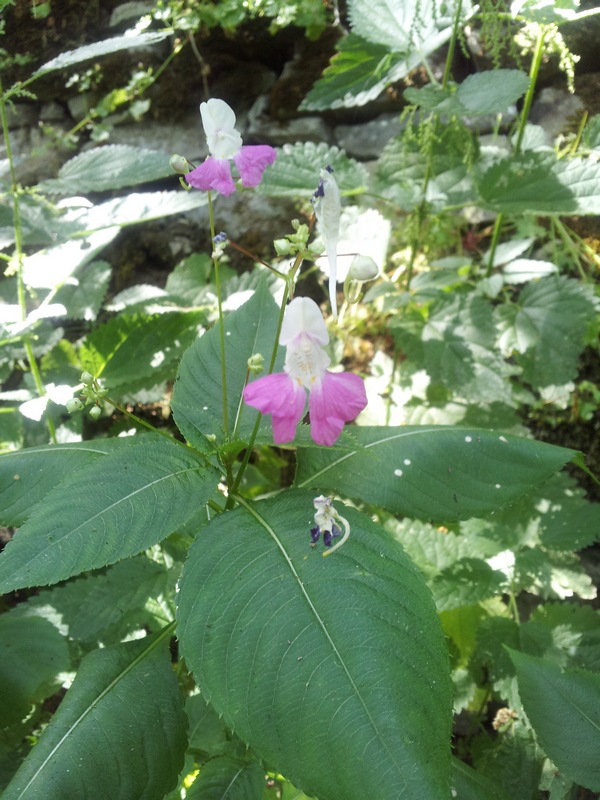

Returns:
1,0,599,796
2,633,187,800
178,492,452,799
296,427,575,521
511,651,600,792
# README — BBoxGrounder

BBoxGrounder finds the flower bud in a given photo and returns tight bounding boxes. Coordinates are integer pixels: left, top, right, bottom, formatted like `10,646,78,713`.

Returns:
348,254,379,281
80,371,94,385
274,238,291,256
89,405,102,420
66,397,84,413
169,154,190,175
247,353,265,374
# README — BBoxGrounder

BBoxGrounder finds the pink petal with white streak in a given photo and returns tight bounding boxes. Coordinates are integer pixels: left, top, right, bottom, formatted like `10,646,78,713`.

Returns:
243,372,306,444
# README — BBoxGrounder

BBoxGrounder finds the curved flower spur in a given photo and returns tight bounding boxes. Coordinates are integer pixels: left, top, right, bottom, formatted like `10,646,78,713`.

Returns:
185,98,276,196
243,296,367,446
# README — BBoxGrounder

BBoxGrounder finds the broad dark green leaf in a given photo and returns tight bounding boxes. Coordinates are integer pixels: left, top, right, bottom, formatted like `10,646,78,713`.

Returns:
474,724,542,800
171,277,282,448
186,756,264,800
177,492,452,800
33,31,173,76
0,613,70,728
451,757,511,800
0,438,218,591
510,650,600,792
296,426,575,522
39,146,174,194
2,632,187,800
26,556,172,644
0,437,138,527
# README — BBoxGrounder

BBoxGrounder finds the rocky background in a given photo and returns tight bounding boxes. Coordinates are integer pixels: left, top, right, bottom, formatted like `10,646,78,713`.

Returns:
2,0,600,286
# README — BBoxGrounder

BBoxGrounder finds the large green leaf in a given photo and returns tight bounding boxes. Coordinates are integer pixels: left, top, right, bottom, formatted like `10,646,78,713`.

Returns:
0,612,70,728
2,631,187,800
296,427,575,522
39,145,174,194
510,650,600,792
33,31,173,76
0,438,218,592
171,277,282,448
177,492,452,799
478,152,600,214
0,437,138,527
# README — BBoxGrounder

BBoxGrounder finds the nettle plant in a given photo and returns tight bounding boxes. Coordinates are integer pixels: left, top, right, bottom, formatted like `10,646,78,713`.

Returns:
1,1,600,799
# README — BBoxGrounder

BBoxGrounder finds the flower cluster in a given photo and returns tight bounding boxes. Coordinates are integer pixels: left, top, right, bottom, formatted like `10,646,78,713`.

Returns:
243,297,367,446
185,99,276,196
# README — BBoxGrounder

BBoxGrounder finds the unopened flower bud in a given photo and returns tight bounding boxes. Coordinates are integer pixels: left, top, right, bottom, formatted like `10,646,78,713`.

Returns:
274,238,291,256
80,371,94,385
66,397,84,413
348,254,379,281
170,154,190,175
247,353,265,374
89,405,102,420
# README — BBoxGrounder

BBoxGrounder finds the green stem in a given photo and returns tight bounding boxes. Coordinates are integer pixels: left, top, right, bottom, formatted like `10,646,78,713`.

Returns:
0,76,56,443
207,191,229,436
404,0,463,290
229,241,309,497
486,26,546,274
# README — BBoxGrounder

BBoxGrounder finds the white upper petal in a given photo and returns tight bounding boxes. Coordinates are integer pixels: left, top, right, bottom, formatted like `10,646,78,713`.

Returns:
280,297,328,347
200,99,243,159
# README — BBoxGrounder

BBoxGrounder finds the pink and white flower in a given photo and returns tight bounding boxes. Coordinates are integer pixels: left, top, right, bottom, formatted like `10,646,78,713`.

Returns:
186,99,276,196
243,297,367,446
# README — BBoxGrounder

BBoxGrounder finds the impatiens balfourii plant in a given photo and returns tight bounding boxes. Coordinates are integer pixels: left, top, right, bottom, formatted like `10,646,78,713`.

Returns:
1,1,600,798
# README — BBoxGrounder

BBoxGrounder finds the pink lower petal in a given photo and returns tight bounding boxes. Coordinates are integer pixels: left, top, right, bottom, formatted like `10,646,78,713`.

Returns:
244,372,306,444
233,145,277,188
309,371,367,446
186,157,236,195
